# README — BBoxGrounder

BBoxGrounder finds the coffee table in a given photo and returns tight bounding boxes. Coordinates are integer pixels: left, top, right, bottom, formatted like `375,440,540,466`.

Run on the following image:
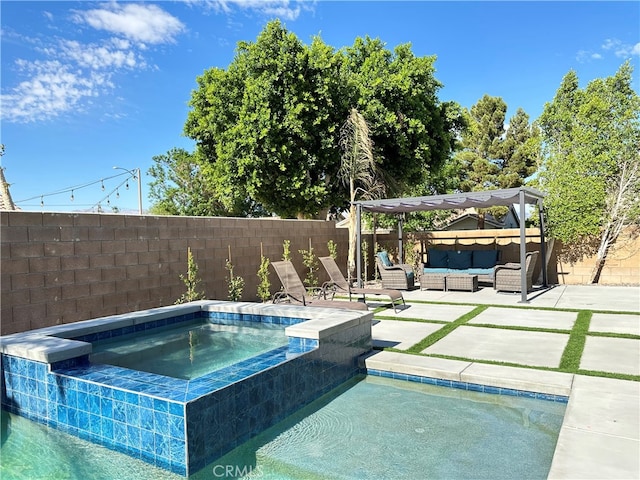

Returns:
445,274,479,292
419,273,446,291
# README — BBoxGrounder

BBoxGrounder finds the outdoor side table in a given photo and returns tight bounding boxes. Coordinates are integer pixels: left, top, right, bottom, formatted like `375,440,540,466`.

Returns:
420,273,447,291
445,274,478,292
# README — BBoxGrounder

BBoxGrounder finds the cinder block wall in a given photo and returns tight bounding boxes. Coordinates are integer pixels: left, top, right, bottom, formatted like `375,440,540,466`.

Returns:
554,229,640,285
1,211,350,335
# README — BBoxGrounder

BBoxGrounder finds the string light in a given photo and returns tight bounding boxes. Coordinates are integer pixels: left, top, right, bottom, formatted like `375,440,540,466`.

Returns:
15,170,137,211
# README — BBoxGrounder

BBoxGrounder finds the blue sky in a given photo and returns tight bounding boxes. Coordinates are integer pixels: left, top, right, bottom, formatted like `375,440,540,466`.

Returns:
1,1,638,213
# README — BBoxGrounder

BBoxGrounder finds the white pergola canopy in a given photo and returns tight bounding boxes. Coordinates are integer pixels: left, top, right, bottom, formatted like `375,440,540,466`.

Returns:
353,187,548,302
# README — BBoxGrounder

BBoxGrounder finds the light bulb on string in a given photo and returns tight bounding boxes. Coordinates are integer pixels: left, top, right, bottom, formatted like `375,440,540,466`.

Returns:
70,190,75,202
101,179,105,191
125,180,129,190
40,196,44,207
116,189,120,199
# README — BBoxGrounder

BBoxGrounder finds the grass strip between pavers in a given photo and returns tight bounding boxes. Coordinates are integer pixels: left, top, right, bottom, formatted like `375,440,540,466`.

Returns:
404,305,489,354
374,304,639,382
559,311,591,372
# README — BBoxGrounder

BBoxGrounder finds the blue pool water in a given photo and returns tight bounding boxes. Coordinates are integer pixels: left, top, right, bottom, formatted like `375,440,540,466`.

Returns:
90,319,288,380
1,375,566,479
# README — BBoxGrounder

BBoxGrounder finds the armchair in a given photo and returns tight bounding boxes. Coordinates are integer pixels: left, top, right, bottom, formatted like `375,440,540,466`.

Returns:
494,252,539,293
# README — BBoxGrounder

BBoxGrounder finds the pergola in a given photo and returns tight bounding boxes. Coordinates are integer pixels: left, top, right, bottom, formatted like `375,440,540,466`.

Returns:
353,186,548,303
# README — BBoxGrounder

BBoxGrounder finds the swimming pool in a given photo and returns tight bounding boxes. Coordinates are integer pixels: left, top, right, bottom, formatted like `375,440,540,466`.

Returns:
1,374,566,479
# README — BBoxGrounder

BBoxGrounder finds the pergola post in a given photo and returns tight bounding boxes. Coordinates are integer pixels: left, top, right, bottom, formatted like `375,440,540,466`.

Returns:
356,203,362,288
538,199,548,287
519,190,528,303
397,214,404,264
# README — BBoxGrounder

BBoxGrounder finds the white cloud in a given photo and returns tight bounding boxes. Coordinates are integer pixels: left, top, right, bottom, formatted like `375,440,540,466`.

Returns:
56,40,143,70
192,0,312,21
1,3,183,123
576,49,602,63
2,60,112,123
601,38,640,58
73,3,185,45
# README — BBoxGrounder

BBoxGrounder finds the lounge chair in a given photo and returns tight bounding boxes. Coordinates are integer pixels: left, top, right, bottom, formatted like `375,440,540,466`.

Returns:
318,256,405,312
270,260,368,311
375,251,415,290
494,251,539,293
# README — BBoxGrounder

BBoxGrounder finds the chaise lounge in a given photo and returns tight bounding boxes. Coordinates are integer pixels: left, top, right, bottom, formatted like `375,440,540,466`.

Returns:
319,256,405,312
270,260,369,311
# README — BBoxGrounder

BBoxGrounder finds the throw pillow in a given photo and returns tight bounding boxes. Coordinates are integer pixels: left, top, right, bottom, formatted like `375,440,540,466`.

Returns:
448,250,473,269
472,250,500,269
427,249,449,268
377,251,393,267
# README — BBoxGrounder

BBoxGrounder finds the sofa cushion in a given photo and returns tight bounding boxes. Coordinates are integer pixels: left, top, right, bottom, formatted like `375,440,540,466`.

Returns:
377,251,393,267
427,249,449,268
472,250,500,269
448,250,473,269
422,267,450,274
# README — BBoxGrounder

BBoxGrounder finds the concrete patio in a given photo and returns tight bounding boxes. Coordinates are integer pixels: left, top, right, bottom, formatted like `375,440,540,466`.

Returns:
365,284,640,479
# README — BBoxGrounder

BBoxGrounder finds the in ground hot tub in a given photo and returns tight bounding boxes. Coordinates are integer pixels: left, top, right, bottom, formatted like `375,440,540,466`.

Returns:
0,300,373,476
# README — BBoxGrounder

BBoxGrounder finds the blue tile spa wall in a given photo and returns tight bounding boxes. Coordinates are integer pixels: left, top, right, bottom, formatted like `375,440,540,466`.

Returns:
1,307,372,477
1,354,188,474
185,318,372,474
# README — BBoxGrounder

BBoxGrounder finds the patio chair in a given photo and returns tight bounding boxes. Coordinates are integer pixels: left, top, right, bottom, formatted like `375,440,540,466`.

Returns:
318,256,405,312
375,251,415,290
494,251,539,293
270,261,368,311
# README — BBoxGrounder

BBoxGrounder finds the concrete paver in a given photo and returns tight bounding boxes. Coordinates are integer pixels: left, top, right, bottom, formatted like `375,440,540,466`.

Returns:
552,285,640,312
371,320,441,350
548,376,640,479
378,302,475,322
468,307,577,329
548,428,640,479
580,336,640,376
589,313,640,335
402,284,640,312
421,326,570,368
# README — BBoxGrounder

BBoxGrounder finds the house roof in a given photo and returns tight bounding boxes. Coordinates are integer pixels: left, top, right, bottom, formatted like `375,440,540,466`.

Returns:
0,167,17,211
354,187,545,214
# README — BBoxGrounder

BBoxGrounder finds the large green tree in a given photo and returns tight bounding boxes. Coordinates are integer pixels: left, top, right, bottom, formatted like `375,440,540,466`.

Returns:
341,38,458,196
148,148,264,216
453,95,539,227
185,20,346,218
183,20,458,218
538,62,640,282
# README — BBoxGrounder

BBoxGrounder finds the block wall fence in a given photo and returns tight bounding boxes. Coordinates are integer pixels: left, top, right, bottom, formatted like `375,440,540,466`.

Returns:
2,212,638,335
1,211,355,336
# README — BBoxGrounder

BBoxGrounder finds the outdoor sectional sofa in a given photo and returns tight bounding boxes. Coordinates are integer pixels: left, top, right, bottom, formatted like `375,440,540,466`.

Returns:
422,248,501,283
